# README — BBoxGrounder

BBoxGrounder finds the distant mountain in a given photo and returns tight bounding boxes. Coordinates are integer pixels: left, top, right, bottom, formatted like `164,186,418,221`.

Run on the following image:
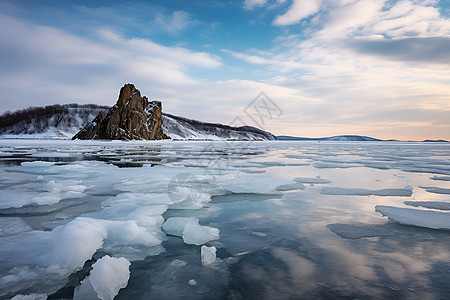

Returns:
277,135,382,141
422,139,449,143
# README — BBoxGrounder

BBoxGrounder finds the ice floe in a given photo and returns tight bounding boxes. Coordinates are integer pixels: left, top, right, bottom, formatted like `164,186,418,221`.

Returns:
321,186,413,197
419,186,450,195
293,177,332,184
375,205,450,230
404,201,450,211
430,176,450,181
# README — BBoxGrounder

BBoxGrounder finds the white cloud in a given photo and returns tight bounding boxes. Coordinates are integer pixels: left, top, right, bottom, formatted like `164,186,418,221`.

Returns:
153,10,196,34
232,0,450,139
273,0,322,25
243,0,269,10
0,14,221,112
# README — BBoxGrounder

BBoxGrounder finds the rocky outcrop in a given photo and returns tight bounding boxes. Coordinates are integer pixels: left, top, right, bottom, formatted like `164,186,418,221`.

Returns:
73,84,169,140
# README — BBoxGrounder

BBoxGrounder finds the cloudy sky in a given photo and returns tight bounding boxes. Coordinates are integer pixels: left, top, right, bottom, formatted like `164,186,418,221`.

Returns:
0,0,449,140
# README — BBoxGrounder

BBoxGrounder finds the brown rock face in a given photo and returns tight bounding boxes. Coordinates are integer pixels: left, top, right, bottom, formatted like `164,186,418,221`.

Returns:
73,84,169,140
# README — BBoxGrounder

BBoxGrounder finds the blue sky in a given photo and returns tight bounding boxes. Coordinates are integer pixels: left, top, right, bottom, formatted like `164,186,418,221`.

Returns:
0,0,449,139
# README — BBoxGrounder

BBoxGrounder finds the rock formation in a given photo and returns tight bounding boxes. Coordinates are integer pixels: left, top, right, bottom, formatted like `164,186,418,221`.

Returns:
73,84,169,140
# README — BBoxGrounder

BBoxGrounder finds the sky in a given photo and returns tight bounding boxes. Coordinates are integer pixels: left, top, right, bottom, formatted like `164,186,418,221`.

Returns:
0,0,449,140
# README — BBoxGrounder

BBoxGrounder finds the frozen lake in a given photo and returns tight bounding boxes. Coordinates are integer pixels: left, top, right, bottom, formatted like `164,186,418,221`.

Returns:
0,140,449,299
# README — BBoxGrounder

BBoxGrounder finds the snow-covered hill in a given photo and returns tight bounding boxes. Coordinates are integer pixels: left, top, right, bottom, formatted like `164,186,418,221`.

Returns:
0,104,277,140
162,113,276,140
0,104,109,139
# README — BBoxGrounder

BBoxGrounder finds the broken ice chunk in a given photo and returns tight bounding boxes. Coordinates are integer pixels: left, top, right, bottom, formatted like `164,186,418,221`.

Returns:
74,255,130,300
163,217,192,236
182,218,220,246
201,246,217,266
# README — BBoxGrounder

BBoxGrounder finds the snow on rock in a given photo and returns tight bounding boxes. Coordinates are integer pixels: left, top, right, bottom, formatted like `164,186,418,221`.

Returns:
404,201,450,211
201,246,217,266
77,255,130,300
321,186,413,197
375,205,450,230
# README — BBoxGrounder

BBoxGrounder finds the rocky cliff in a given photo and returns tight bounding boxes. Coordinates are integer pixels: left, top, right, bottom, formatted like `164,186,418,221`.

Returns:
73,84,168,140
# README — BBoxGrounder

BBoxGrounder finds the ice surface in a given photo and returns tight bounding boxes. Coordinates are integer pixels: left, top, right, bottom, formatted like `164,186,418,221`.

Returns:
182,218,220,246
215,174,294,195
87,255,130,300
376,205,450,230
1,140,450,299
0,218,31,237
201,246,217,266
321,186,413,196
293,177,332,184
404,201,450,211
